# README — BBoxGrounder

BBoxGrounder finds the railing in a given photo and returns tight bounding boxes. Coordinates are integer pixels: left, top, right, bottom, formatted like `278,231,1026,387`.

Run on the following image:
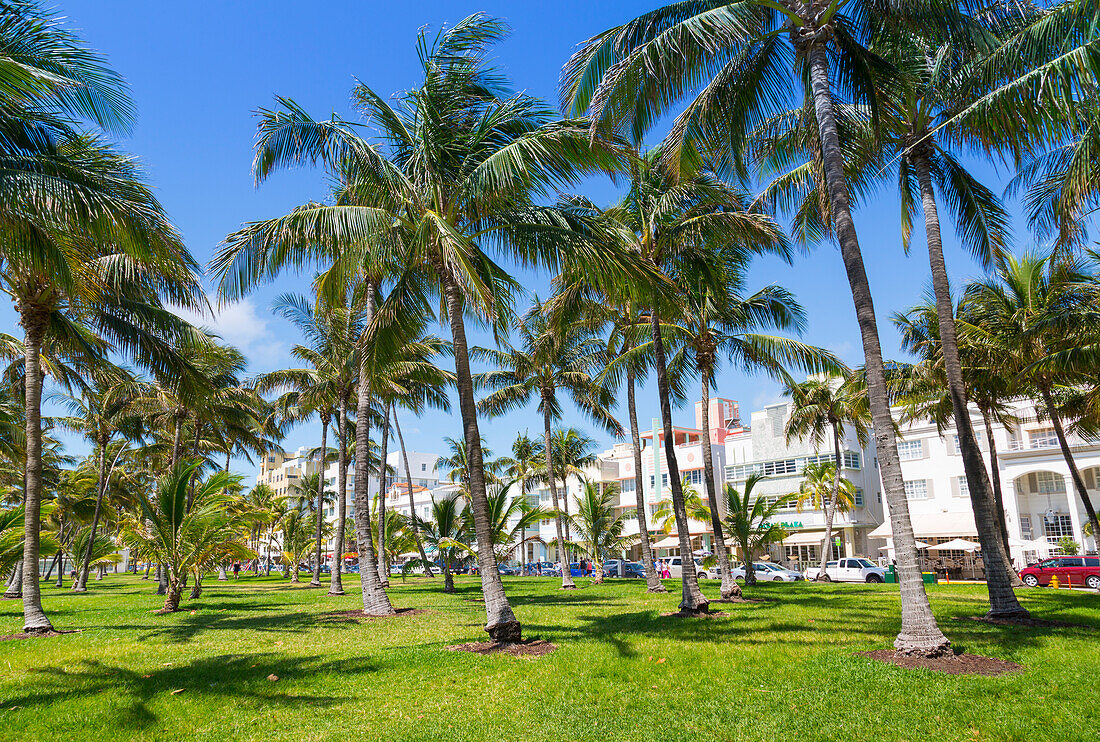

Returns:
1007,435,1097,452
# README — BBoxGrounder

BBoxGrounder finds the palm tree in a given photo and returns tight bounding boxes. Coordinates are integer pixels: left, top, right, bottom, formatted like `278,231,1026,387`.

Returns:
460,482,550,567
54,366,143,591
212,14,644,641
586,150,785,614
502,432,543,572
565,481,636,584
962,252,1100,548
413,494,470,593
476,301,621,589
794,462,857,546
664,270,836,600
562,0,954,653
119,462,252,611
783,373,871,582
724,475,795,587
278,507,315,584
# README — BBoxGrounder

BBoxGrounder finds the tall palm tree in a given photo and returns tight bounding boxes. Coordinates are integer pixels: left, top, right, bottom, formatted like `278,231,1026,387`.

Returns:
212,14,643,641
566,481,637,585
663,271,836,600
963,252,1100,548
783,372,871,582
582,150,785,614
476,302,621,589
502,432,543,572
562,0,955,654
724,474,796,587
794,461,857,538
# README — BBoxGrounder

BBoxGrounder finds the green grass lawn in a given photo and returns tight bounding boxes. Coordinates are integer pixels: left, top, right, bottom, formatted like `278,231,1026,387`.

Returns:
1,574,1098,741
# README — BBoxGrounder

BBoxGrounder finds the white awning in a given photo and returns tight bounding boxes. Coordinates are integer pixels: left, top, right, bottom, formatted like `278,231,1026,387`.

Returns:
652,536,681,549
869,512,978,539
926,538,981,552
782,531,827,545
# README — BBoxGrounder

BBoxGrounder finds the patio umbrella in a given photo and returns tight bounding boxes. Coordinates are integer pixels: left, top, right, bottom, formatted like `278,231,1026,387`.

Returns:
926,538,981,552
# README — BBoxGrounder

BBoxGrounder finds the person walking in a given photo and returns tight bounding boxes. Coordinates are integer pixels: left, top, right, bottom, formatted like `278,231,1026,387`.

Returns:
233,562,240,580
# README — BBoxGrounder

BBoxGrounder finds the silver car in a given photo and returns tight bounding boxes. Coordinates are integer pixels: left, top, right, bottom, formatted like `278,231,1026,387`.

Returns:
731,561,804,582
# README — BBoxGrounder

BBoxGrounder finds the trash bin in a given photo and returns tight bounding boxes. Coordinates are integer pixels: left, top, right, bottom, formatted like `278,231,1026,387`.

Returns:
921,571,938,585
884,565,898,584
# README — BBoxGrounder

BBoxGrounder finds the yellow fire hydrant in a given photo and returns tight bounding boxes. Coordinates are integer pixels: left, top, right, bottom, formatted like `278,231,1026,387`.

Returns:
1051,574,1060,589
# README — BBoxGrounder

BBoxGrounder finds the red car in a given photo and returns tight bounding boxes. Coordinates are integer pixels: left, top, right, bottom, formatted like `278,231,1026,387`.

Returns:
1019,556,1100,589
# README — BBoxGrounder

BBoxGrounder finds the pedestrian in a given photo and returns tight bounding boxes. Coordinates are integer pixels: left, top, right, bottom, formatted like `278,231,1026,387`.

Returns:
233,561,240,580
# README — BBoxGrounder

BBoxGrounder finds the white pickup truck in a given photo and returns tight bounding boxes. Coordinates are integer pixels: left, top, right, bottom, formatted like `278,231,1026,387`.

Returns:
804,557,886,583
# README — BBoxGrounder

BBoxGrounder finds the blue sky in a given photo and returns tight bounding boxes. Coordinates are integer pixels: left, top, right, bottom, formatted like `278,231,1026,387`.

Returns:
4,1,1036,480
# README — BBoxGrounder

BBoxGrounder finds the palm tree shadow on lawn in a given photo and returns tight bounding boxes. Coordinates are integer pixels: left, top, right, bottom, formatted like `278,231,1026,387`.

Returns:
6,653,364,730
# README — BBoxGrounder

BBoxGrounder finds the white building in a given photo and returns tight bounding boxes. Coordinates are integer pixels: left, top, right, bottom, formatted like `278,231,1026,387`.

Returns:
874,398,1099,572
723,399,884,568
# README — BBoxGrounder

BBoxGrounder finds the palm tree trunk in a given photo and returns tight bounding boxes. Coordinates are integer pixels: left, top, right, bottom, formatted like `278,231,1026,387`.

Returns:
5,560,22,597
648,307,708,614
817,426,845,580
18,305,53,633
912,151,1025,618
1040,388,1100,548
189,571,202,599
442,273,520,642
543,401,576,590
442,554,455,593
699,368,740,600
352,281,394,616
43,551,59,582
310,418,328,587
376,404,391,585
171,417,182,466
395,410,433,576
163,575,182,612
806,42,947,654
157,563,167,595
75,442,111,592
329,396,348,595
980,407,1014,559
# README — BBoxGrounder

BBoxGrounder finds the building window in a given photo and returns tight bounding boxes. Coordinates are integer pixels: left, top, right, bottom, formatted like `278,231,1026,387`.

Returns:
620,479,636,493
853,488,864,507
903,479,929,500
1035,471,1066,494
683,469,703,485
1019,515,1032,540
1029,428,1058,448
897,439,924,461
421,463,427,472
842,451,861,470
1042,514,1073,540
954,476,970,498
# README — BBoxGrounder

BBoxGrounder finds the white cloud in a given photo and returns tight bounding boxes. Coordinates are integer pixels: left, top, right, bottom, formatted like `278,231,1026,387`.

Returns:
175,299,289,370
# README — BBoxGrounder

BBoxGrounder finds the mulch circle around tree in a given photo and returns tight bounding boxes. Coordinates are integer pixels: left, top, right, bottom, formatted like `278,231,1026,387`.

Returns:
445,639,557,657
859,649,1022,676
952,615,1097,630
0,629,81,642
319,607,429,623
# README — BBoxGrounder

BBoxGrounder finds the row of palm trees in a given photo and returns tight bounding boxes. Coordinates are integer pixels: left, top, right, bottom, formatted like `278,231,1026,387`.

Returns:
199,2,1100,654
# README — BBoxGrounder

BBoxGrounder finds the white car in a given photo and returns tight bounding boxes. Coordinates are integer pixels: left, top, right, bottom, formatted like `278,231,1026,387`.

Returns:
804,557,886,583
665,556,717,580
731,562,805,582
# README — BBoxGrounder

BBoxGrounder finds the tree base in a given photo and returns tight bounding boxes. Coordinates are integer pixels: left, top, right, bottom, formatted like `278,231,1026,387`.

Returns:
21,624,56,635
893,634,952,658
309,581,323,587
646,584,669,593
677,600,710,616
327,590,346,597
70,586,87,593
985,606,1031,622
485,619,522,644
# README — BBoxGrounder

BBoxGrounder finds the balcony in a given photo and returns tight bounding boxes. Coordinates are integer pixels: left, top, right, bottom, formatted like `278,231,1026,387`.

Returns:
1007,435,1097,452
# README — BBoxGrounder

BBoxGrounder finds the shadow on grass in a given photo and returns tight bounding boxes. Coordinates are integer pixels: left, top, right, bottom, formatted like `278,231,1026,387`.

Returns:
5,653,367,729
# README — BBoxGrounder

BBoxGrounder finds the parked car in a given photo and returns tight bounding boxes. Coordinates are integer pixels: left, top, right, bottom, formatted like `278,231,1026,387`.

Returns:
497,564,516,576
666,556,716,580
602,560,647,578
804,558,886,583
1019,555,1100,588
731,562,804,582
527,561,557,576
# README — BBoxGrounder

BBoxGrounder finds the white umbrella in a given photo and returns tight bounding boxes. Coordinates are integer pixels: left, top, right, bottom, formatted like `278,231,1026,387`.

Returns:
878,540,930,549
926,538,981,552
